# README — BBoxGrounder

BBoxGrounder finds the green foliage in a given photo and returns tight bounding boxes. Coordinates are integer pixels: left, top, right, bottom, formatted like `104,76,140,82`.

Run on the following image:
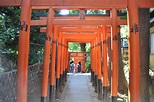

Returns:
68,42,81,52
120,16,127,20
55,10,61,14
119,10,127,20
0,7,45,72
0,7,20,71
86,10,105,14
29,26,45,65
69,10,79,14
85,43,91,69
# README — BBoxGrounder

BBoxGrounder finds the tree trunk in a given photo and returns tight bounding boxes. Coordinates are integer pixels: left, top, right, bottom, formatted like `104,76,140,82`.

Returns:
118,33,128,94
107,37,112,91
80,43,86,52
138,8,150,102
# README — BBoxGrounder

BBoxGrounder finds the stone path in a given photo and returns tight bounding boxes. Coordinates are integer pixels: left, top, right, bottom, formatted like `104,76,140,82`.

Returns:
58,73,102,102
28,73,102,102
28,73,154,102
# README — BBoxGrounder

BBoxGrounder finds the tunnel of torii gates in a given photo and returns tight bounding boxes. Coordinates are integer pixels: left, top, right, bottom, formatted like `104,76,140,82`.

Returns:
1,0,154,102
69,52,88,72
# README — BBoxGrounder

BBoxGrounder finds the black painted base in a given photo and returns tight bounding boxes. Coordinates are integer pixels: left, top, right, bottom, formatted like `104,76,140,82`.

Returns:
103,86,108,101
62,71,65,86
92,71,95,86
60,74,63,92
41,96,47,102
97,79,102,100
94,75,98,93
111,96,117,102
55,78,60,99
65,70,67,82
91,71,93,82
49,85,55,102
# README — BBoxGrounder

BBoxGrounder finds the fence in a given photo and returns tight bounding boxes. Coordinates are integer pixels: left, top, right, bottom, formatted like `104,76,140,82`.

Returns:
0,63,42,102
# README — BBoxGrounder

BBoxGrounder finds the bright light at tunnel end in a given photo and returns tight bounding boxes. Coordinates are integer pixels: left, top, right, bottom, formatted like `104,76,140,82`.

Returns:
60,10,69,15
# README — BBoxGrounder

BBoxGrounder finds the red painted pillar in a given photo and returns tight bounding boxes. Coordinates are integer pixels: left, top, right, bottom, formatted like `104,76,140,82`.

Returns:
90,41,93,83
102,25,108,101
60,37,65,91
65,41,69,82
17,0,32,102
63,40,67,82
111,8,118,102
97,32,102,100
67,48,70,73
56,33,62,99
128,0,140,102
93,40,97,92
49,26,57,102
41,8,54,102
91,41,95,86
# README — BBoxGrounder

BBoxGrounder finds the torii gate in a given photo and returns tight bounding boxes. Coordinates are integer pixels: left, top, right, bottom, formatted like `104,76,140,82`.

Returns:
0,0,154,102
69,52,88,72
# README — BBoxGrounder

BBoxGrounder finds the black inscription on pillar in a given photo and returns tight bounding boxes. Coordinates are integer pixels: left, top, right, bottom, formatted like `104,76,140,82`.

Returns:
130,23,139,34
20,21,28,31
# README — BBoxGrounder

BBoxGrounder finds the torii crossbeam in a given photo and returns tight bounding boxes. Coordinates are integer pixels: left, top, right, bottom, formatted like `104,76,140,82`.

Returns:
0,0,154,102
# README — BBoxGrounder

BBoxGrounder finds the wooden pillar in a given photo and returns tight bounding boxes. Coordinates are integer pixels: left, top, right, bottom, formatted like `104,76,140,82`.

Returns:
62,40,66,86
111,8,118,102
59,36,63,92
94,40,98,93
81,59,85,72
67,49,70,73
49,26,57,102
97,32,102,100
60,37,65,91
41,8,54,102
91,41,95,86
56,33,62,99
128,0,140,102
102,25,108,101
17,0,32,102
63,41,67,82
65,41,69,82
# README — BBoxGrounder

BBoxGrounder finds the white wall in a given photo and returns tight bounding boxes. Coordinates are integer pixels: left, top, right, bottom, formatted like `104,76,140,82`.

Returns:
151,33,154,54
150,33,154,69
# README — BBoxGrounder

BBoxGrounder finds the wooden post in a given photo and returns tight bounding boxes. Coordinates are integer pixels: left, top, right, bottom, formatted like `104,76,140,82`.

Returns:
63,41,67,83
60,36,64,91
67,49,70,73
97,32,102,100
41,8,54,102
90,42,93,82
94,40,98,93
56,33,62,99
62,39,66,86
128,0,140,101
111,8,118,102
59,34,63,92
102,25,108,101
17,0,32,102
65,41,69,82
91,41,95,86
49,26,57,102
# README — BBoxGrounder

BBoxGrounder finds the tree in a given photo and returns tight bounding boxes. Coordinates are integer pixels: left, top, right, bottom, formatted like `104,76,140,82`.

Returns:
0,7,20,71
118,31,128,93
139,8,150,102
68,42,81,52
0,7,46,72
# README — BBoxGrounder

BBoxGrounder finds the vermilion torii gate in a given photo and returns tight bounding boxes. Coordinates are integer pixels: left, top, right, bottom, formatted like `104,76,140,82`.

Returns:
0,0,154,102
69,52,88,72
